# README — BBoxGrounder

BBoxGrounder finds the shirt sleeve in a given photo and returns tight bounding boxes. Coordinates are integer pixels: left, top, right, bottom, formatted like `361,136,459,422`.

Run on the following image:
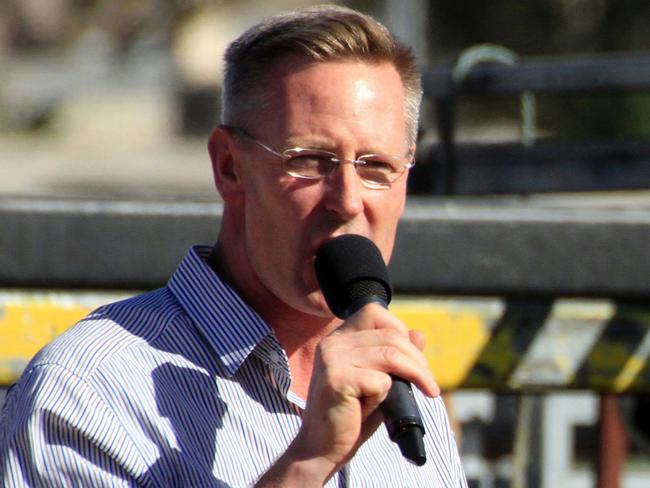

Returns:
0,364,150,487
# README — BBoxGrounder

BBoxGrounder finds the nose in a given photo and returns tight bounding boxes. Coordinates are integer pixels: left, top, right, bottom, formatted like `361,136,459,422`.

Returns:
323,160,364,219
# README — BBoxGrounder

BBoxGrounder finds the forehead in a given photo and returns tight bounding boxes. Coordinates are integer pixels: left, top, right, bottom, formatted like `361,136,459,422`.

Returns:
256,59,408,150
269,59,406,116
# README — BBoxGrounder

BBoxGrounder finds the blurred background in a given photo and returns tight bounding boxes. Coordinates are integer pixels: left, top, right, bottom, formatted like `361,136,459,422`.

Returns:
1,0,649,200
2,1,650,487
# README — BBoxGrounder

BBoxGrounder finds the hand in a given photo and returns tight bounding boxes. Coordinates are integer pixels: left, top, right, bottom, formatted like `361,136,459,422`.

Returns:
257,303,439,486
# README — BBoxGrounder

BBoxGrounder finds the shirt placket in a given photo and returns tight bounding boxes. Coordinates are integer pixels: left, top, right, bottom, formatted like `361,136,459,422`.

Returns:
256,338,350,488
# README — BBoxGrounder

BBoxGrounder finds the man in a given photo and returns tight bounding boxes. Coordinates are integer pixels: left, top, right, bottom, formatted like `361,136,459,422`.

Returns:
0,5,467,487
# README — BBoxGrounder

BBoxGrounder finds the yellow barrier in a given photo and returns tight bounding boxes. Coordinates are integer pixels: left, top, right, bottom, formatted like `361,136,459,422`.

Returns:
0,291,129,385
2,291,650,392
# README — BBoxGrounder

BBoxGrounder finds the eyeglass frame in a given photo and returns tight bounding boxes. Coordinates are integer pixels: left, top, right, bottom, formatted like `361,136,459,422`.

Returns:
224,125,415,190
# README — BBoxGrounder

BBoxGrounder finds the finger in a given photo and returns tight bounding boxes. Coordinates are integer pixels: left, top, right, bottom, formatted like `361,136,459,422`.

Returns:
320,328,430,372
409,329,426,352
320,326,436,395
354,369,393,418
321,305,438,396
324,327,413,349
318,332,434,400
335,303,409,336
349,345,438,398
319,338,435,398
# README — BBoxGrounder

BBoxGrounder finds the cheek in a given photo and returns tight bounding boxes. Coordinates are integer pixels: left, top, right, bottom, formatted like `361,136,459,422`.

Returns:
243,183,313,265
368,188,406,260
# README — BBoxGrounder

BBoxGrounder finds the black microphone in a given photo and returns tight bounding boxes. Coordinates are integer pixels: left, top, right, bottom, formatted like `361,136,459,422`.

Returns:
314,234,427,466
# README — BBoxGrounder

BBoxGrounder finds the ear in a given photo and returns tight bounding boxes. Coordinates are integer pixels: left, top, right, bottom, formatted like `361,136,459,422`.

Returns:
208,125,244,204
409,143,417,159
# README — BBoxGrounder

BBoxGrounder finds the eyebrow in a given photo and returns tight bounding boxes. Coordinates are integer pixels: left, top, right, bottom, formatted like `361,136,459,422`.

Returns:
283,136,408,157
283,135,338,152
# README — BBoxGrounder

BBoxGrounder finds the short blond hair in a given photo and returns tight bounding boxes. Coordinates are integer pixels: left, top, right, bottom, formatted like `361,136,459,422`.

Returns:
222,4,422,144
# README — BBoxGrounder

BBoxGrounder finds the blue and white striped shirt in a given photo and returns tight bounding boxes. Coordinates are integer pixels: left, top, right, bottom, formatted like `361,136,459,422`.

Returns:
0,245,467,487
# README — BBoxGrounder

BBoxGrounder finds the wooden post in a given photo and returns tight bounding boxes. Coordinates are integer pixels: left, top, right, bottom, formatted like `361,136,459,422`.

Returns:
597,394,628,488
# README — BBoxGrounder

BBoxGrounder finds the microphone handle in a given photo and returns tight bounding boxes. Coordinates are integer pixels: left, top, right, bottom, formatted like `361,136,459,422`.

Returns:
345,296,427,466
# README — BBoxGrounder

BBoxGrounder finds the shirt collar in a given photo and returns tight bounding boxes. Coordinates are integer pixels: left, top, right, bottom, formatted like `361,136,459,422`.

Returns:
167,245,274,376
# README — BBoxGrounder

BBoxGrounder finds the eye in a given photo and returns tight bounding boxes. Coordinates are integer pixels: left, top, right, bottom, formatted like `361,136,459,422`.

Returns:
357,157,399,179
283,150,337,178
360,158,395,174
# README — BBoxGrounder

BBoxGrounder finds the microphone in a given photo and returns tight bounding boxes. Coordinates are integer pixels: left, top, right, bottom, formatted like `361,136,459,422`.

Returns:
314,234,427,466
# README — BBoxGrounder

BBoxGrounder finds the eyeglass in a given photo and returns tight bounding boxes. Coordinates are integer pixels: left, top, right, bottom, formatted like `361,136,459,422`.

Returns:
227,126,415,190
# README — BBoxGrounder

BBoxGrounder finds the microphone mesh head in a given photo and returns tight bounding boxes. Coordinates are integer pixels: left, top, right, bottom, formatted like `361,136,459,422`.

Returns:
347,280,389,306
314,235,392,318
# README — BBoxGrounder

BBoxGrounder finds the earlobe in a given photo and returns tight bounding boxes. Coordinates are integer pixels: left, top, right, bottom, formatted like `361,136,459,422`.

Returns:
208,125,244,203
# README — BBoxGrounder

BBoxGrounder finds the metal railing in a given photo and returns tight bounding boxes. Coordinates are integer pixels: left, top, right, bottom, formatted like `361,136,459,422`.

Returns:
414,50,650,195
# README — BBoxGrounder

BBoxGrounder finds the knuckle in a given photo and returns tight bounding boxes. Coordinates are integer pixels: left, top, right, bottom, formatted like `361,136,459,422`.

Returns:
378,372,392,391
380,345,399,365
316,350,338,371
380,327,401,342
322,368,352,395
318,347,337,366
367,372,392,396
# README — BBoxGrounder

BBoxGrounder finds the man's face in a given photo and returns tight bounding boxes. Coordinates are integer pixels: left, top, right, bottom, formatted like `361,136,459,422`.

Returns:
231,60,411,318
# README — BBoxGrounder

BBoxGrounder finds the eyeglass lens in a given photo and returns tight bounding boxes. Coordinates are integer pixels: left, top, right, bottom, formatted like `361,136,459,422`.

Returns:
283,151,401,186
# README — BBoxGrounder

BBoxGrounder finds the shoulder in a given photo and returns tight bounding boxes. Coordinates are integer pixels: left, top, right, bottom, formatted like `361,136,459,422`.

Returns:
1,287,184,441
0,286,218,484
26,287,183,382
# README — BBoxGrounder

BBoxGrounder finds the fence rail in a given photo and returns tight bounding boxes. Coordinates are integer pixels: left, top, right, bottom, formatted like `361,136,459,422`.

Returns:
417,51,650,195
1,197,649,297
423,51,650,97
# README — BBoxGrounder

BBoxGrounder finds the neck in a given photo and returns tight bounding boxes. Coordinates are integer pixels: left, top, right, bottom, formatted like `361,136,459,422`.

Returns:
273,314,342,399
207,228,343,399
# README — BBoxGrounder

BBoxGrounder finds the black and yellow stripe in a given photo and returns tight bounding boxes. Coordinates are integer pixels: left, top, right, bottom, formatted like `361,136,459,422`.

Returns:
4,291,650,392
